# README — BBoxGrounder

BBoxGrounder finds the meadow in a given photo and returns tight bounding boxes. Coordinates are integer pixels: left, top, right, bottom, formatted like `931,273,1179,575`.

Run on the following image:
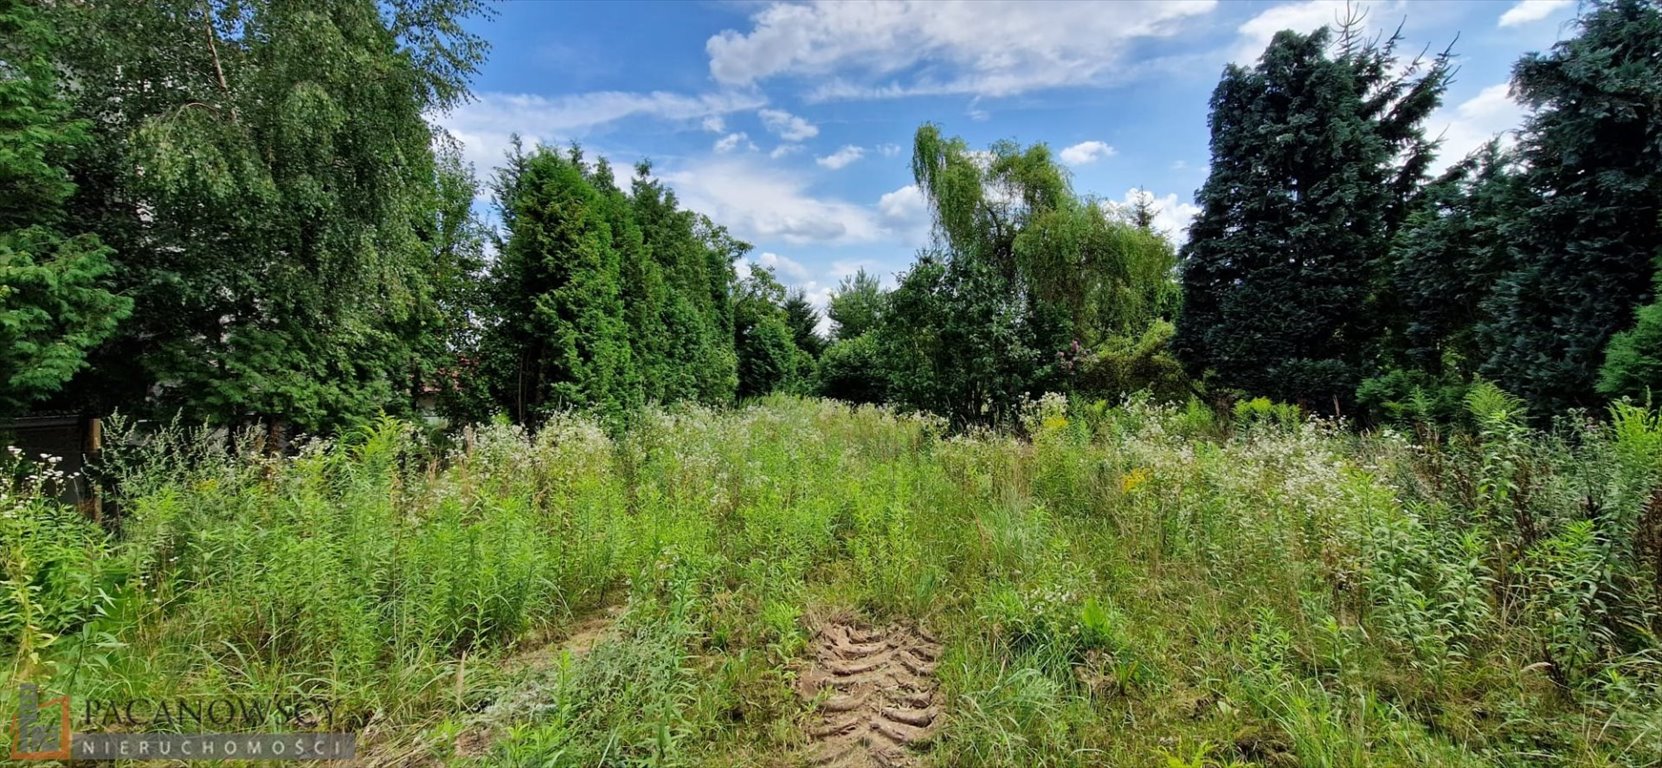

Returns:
5,391,1662,767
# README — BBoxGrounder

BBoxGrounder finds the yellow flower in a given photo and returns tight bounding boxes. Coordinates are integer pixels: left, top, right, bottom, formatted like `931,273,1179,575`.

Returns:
1042,415,1069,432
1120,467,1151,494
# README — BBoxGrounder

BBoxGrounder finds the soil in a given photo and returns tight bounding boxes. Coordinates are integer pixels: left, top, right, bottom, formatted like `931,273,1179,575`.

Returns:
796,619,943,768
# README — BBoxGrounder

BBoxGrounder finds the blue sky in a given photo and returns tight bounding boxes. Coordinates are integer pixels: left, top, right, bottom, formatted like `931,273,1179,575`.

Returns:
438,0,1580,315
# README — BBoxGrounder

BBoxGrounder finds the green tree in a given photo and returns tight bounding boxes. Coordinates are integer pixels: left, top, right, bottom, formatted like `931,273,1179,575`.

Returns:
1175,24,1451,410
630,163,741,405
1484,0,1662,414
488,143,638,424
1388,142,1526,373
880,125,1181,425
409,140,492,424
827,269,886,341
50,0,487,433
1600,270,1662,401
782,288,826,358
733,266,805,398
0,0,130,414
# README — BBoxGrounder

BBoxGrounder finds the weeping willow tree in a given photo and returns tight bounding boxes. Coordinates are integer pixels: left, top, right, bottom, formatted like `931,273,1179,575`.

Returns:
880,125,1179,426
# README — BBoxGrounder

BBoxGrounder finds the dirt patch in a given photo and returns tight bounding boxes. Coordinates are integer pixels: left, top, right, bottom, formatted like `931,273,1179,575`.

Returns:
350,603,625,767
448,603,626,757
796,619,943,767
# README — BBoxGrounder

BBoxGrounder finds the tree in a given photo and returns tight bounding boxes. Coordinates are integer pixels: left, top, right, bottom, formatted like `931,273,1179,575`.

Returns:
1482,0,1662,414
1598,287,1662,401
488,143,638,424
630,162,740,405
883,124,1182,426
733,266,805,398
1388,142,1526,373
782,289,826,358
1175,23,1451,410
0,0,130,414
49,0,487,432
409,140,492,424
827,269,886,341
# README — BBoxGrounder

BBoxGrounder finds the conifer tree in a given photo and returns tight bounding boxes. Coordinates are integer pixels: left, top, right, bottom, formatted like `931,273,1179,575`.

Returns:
0,0,130,414
489,144,638,424
1483,0,1662,413
1175,23,1450,409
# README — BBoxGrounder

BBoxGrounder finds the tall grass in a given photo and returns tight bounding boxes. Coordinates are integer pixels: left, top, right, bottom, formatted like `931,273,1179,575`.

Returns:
4,393,1662,766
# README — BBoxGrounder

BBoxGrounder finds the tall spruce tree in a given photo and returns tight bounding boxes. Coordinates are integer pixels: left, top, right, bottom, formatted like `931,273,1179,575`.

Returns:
1388,142,1527,373
782,289,826,359
1175,24,1450,410
1482,0,1662,414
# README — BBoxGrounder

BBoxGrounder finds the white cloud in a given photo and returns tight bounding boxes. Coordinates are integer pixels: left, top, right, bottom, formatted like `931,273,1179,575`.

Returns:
1059,140,1117,166
436,89,765,174
663,157,888,246
707,0,1218,100
757,251,812,280
1498,0,1571,27
1232,0,1398,64
769,143,804,159
877,184,923,219
877,184,930,246
1104,188,1201,245
816,145,866,170
758,108,820,141
877,143,903,158
702,115,726,133
662,160,929,249
714,131,753,153
829,259,879,281
1429,83,1525,172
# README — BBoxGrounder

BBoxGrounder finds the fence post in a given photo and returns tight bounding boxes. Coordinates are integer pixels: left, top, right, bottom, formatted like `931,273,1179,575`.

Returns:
83,416,103,523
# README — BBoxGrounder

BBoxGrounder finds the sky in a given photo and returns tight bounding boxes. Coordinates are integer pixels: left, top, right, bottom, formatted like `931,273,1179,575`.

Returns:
437,0,1582,316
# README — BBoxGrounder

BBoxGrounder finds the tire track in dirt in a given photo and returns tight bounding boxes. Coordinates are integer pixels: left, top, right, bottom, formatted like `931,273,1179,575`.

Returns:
796,620,943,768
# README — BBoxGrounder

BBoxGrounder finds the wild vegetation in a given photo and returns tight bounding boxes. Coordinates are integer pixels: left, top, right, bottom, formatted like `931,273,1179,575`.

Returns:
7,0,1662,765
8,394,1662,766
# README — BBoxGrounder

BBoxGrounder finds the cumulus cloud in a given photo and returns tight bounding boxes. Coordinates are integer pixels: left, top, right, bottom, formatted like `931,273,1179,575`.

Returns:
1428,83,1525,172
1104,188,1201,245
1059,140,1117,166
714,131,753,153
1231,0,1397,64
707,0,1217,100
661,159,931,249
769,144,804,159
816,145,866,170
702,115,726,133
758,108,820,141
664,158,895,247
877,184,931,247
436,89,765,174
877,143,903,158
1498,0,1571,27
757,251,812,280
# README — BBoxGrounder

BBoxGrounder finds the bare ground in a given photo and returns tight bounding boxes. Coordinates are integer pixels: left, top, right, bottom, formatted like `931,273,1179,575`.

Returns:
795,619,943,768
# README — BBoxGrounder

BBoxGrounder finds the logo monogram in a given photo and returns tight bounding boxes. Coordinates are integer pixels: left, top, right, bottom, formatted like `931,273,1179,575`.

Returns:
10,684,71,761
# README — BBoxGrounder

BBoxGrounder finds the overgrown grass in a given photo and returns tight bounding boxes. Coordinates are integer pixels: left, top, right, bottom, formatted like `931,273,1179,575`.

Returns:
5,393,1662,766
